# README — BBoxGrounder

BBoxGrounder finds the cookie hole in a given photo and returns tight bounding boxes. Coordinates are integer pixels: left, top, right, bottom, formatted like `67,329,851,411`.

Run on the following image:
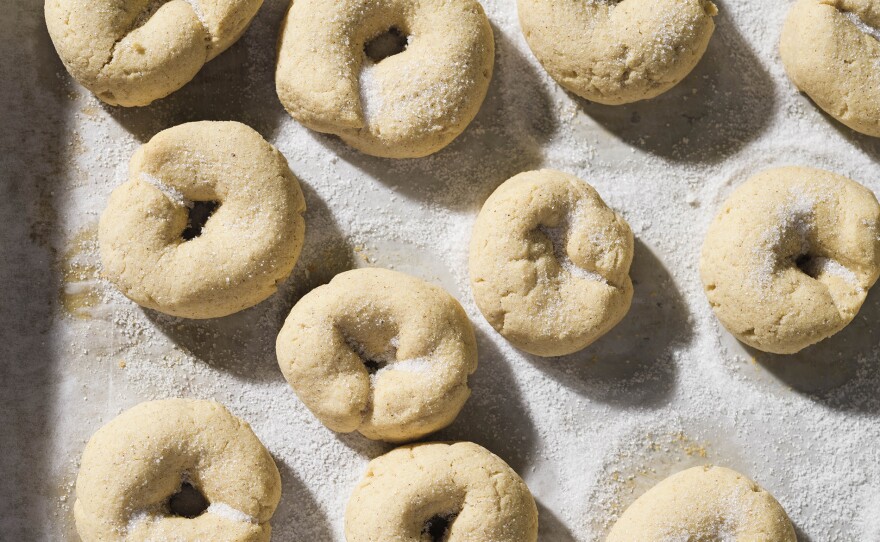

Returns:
536,223,607,284
362,358,387,375
365,27,408,63
182,200,219,240
341,331,397,375
167,482,209,519
795,254,819,279
422,513,457,542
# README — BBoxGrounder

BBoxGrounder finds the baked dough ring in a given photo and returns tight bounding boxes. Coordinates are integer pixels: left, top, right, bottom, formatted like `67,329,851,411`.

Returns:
45,0,262,106
518,0,717,105
345,442,538,542
606,466,796,541
781,0,880,137
74,399,281,542
99,121,306,319
700,166,880,354
275,268,478,442
469,170,634,357
275,0,494,158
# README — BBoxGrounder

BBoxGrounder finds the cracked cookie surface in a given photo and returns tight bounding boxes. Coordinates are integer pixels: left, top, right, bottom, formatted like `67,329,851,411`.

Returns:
518,0,717,105
99,121,306,319
781,0,880,137
345,442,538,542
700,166,880,354
275,0,494,158
275,268,477,442
74,399,281,542
45,0,262,106
606,466,796,541
469,169,634,357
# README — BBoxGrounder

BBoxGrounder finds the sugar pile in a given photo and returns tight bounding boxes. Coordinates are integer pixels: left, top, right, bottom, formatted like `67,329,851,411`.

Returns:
4,0,880,541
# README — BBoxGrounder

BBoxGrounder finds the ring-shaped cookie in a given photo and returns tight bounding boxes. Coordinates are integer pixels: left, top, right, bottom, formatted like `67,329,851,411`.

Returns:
45,0,263,106
518,0,717,105
606,466,796,541
469,170,634,357
781,0,880,137
275,268,478,442
275,0,494,158
74,399,281,542
345,442,538,542
99,121,306,319
700,166,880,354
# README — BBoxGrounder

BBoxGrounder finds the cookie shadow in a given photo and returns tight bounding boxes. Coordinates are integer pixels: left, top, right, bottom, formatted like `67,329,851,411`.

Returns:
747,280,880,414
104,0,291,142
811,95,880,163
0,11,71,539
575,1,776,164
794,523,816,542
311,25,557,212
536,501,577,542
271,456,335,541
144,179,356,382
431,326,539,473
526,239,689,408
329,324,540,469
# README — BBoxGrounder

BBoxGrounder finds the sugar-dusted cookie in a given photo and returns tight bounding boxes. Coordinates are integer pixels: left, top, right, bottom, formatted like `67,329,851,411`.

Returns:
607,466,796,541
276,268,477,442
345,442,538,542
99,121,306,319
275,0,494,158
518,0,717,104
470,170,634,357
45,0,263,106
74,399,281,542
781,0,880,137
701,166,880,354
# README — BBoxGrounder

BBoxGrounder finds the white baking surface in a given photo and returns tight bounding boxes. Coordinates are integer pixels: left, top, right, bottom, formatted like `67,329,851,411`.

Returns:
3,0,880,540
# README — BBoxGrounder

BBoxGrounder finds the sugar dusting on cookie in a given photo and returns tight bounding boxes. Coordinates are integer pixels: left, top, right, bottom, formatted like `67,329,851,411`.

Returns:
207,502,258,524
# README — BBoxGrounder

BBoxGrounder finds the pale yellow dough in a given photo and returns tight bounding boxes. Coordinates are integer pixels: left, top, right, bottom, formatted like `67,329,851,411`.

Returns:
518,0,717,105
275,0,494,158
469,170,634,357
45,0,263,106
99,121,306,319
781,0,880,137
275,268,478,442
74,399,281,542
345,442,538,542
606,466,796,541
700,166,880,354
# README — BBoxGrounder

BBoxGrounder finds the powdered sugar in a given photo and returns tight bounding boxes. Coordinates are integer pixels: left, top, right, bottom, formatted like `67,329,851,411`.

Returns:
358,63,382,125
139,172,188,207
538,221,609,284
841,11,880,43
752,188,816,291
207,502,257,524
801,256,862,290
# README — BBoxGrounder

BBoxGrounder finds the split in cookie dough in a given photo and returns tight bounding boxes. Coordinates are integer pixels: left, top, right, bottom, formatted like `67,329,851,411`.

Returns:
700,166,880,354
518,0,717,105
275,0,494,158
606,466,797,541
275,268,478,442
45,0,263,106
74,399,281,542
345,442,538,542
781,0,880,137
99,121,306,319
469,169,634,357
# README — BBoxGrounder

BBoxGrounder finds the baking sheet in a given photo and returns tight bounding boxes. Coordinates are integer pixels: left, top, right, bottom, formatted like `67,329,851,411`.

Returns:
3,0,880,540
